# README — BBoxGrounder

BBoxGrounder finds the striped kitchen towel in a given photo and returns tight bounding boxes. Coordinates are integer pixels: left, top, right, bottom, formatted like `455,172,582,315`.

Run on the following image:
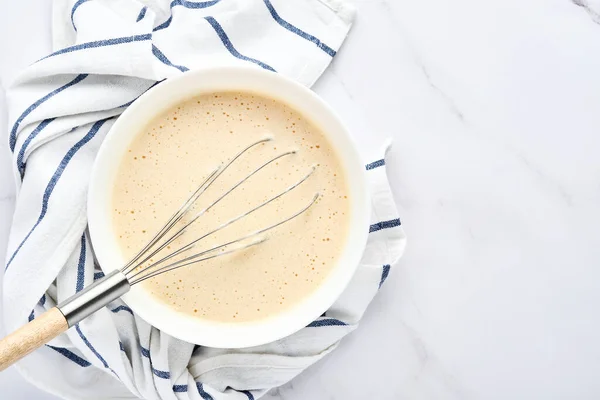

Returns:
4,0,406,399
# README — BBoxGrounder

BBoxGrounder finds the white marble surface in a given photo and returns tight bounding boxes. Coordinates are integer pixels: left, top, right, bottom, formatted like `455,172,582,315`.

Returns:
2,0,600,399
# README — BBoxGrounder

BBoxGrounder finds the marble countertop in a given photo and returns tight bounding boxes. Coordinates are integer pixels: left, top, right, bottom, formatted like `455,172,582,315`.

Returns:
2,0,600,399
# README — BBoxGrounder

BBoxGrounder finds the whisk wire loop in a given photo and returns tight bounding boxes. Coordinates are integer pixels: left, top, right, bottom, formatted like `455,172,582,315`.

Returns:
121,138,318,285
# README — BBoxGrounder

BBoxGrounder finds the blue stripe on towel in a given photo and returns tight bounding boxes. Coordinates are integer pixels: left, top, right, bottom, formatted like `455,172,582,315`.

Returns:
153,16,173,31
241,390,254,400
369,218,401,233
140,345,171,379
170,382,215,398
9,74,88,152
140,346,150,358
136,6,147,22
197,382,214,400
111,305,134,315
71,0,90,31
47,345,92,367
28,308,92,367
379,264,391,288
75,324,112,371
152,45,189,72
204,17,276,72
75,235,86,292
154,0,221,31
307,318,347,327
152,367,171,379
6,119,109,270
177,0,220,8
17,118,55,176
365,159,385,170
39,34,152,61
262,0,336,57
119,341,125,351
94,271,105,280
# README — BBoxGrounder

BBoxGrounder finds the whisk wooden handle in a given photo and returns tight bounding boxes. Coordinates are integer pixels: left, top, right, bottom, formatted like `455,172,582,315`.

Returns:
0,307,68,371
0,271,130,372
0,270,130,371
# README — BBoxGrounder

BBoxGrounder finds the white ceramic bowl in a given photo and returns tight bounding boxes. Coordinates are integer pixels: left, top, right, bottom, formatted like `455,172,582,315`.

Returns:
88,66,370,348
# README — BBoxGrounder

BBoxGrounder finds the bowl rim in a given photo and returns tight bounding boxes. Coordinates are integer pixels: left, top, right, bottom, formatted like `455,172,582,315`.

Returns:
87,65,370,348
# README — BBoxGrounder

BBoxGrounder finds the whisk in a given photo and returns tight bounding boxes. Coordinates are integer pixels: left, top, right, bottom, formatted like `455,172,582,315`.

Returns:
0,138,318,371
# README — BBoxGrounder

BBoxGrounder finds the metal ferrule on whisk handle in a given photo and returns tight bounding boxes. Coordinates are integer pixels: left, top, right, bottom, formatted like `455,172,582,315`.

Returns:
57,271,130,326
